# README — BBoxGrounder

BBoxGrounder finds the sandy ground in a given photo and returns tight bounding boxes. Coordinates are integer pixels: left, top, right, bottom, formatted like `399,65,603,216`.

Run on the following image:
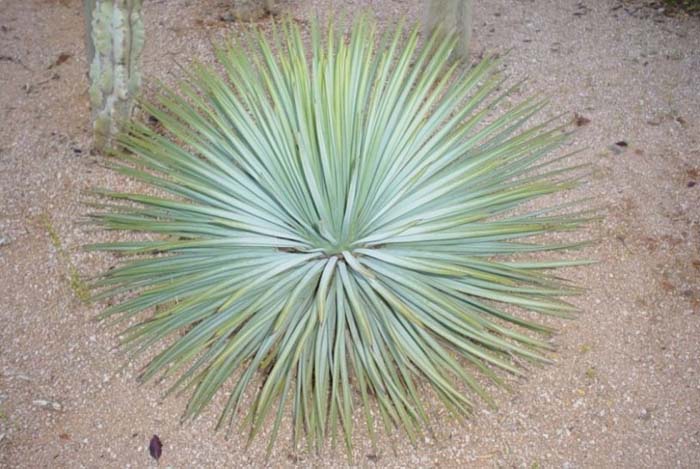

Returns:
1,0,699,467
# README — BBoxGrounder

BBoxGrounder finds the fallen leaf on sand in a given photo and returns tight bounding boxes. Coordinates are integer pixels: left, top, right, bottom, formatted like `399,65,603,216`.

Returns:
149,435,163,461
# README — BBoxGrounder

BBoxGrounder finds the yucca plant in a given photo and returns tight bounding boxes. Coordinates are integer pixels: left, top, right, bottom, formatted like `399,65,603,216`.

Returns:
89,17,591,457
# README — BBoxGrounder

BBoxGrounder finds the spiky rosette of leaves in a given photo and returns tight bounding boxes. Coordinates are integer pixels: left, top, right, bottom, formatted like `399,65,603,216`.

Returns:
89,18,591,456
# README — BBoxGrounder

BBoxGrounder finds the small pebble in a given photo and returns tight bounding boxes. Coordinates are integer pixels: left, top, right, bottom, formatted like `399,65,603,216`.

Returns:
609,145,623,155
639,408,652,421
33,399,62,411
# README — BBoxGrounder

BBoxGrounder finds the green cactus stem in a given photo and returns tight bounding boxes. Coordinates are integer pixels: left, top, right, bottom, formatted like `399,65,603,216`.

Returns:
425,0,473,60
85,0,144,151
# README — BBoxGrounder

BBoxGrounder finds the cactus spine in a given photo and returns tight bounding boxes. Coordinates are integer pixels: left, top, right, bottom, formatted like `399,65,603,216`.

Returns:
85,0,144,151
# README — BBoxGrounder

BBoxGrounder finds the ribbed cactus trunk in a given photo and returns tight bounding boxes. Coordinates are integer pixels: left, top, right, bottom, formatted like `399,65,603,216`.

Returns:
84,0,144,151
425,0,473,60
